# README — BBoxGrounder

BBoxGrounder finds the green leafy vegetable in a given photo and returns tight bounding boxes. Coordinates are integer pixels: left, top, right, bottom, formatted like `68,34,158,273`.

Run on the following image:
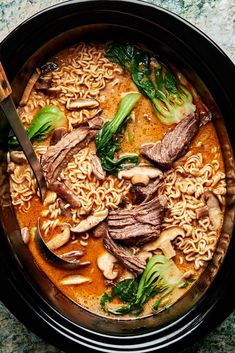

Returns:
95,92,141,174
9,105,66,147
112,278,138,303
100,254,186,316
106,43,196,125
100,293,113,311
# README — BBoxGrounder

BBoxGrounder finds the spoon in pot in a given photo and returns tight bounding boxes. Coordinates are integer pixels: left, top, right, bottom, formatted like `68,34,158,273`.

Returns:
36,218,91,270
0,62,47,201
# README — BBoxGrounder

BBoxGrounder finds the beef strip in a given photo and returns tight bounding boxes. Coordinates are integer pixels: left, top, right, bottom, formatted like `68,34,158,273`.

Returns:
41,127,97,183
107,195,167,246
41,124,103,207
49,181,81,208
87,114,104,130
103,232,145,276
92,222,108,238
140,112,200,168
131,177,163,204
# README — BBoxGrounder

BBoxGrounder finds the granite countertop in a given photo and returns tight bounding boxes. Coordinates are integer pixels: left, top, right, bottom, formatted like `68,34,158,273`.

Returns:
0,1,235,353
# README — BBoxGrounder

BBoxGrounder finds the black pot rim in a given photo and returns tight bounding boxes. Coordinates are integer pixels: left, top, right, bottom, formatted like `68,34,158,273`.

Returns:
0,1,235,353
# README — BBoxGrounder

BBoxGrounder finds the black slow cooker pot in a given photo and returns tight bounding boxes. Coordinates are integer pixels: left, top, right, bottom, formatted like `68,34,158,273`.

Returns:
0,1,235,352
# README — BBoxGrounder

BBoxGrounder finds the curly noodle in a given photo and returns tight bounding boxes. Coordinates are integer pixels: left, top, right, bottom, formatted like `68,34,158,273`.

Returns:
159,153,226,270
19,43,122,129
41,148,131,234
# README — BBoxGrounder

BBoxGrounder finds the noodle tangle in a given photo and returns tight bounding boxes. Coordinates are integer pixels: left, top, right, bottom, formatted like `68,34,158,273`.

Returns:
41,148,131,234
19,43,122,129
159,153,226,270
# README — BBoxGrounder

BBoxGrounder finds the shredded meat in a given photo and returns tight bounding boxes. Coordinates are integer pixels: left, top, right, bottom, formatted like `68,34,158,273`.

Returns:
103,232,145,276
107,195,167,246
140,112,200,168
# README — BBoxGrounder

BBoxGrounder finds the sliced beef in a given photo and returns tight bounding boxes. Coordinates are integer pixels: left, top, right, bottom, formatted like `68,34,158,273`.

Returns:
41,127,98,183
131,177,163,204
87,114,104,130
107,195,167,246
140,112,200,168
93,222,108,238
103,232,145,276
50,181,81,208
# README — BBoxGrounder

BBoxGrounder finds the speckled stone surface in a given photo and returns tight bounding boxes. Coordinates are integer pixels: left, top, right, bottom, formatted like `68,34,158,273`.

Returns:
0,1,235,353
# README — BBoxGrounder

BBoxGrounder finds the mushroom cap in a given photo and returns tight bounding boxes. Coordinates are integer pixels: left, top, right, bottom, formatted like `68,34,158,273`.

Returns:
66,98,99,110
60,274,91,285
46,225,70,250
202,191,222,230
118,165,162,182
97,251,118,280
71,209,108,233
143,226,185,259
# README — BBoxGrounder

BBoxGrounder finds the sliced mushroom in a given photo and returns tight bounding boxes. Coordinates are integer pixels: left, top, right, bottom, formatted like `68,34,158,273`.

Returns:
36,219,90,269
66,98,99,110
90,154,106,180
97,251,118,280
60,275,91,285
19,68,41,106
131,174,150,186
41,61,58,74
143,226,185,259
118,165,162,186
21,227,30,244
10,151,27,164
203,191,223,230
60,250,84,262
46,225,70,250
71,209,108,233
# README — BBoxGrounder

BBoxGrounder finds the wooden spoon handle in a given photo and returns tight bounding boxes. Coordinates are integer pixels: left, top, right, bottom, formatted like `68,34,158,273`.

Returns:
0,62,12,102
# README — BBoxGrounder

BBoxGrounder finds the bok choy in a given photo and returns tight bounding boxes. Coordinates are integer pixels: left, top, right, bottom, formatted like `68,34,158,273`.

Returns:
9,105,66,147
95,92,141,174
100,254,186,316
106,43,196,125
